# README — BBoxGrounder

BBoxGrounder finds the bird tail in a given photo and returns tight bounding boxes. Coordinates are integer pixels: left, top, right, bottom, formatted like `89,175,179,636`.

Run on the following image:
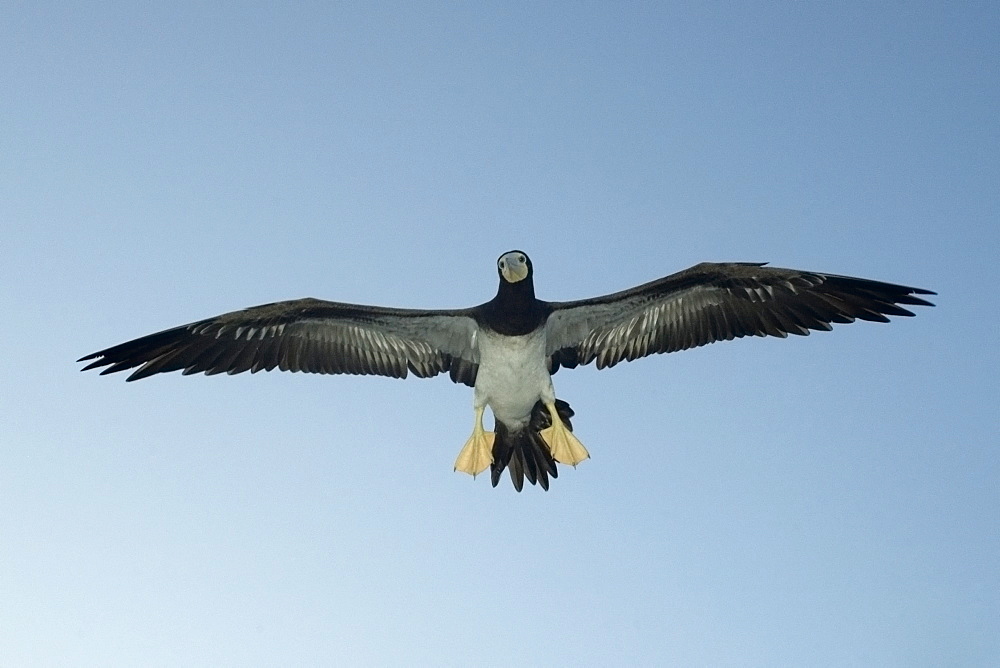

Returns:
491,399,575,492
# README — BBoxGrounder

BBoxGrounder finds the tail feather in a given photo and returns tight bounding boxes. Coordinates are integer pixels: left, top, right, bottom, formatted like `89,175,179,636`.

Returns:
491,399,575,492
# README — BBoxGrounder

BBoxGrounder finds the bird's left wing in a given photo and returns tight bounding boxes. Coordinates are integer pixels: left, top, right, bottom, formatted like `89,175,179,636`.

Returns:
544,262,934,371
79,298,481,386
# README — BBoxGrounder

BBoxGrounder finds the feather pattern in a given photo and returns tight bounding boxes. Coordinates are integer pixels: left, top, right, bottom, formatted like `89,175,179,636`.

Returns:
78,251,934,492
545,262,935,370
79,298,481,386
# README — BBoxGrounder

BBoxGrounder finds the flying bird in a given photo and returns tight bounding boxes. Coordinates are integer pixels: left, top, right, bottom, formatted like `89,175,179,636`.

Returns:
79,251,934,491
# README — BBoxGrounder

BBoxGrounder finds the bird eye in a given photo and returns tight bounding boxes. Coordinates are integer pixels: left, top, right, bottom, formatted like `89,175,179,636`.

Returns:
518,255,525,263
499,260,506,268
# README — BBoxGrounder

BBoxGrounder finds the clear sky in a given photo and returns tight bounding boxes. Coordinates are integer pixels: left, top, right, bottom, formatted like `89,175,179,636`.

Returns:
2,2,997,666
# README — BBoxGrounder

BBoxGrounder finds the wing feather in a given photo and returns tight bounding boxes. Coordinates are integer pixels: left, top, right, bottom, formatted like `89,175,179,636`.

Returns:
79,298,480,386
545,262,934,370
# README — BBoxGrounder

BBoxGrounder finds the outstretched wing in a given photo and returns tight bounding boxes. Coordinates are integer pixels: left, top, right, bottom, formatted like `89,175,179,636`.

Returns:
544,262,935,371
79,298,481,386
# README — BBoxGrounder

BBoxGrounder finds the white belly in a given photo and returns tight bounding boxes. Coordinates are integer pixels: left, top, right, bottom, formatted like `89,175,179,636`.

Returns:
474,328,555,427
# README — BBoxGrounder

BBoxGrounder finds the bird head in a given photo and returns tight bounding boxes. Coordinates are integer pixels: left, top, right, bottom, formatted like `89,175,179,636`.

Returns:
497,250,532,284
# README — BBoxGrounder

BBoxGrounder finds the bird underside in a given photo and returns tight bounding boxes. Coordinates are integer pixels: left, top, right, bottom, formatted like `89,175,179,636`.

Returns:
453,399,587,491
77,252,934,493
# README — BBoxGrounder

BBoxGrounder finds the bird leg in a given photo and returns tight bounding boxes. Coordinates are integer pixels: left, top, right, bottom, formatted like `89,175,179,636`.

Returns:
453,406,495,477
540,401,590,466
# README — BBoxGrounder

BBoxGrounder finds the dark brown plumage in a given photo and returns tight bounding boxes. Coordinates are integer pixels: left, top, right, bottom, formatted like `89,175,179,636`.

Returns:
79,253,934,491
544,262,935,372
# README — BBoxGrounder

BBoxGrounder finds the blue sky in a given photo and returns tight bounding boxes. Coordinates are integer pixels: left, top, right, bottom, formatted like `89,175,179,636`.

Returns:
2,2,997,665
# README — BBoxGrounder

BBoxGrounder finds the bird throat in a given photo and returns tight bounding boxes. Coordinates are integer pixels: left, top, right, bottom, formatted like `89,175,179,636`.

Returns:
483,278,546,336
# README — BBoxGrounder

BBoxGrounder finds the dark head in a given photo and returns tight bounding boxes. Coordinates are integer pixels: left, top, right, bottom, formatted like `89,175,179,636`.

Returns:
497,250,533,285
484,250,543,333
494,249,536,303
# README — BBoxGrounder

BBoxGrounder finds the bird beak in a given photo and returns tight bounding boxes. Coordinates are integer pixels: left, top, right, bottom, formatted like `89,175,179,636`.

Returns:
502,259,529,283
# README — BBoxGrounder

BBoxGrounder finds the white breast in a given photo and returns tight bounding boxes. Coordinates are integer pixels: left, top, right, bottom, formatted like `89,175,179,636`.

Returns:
474,328,555,428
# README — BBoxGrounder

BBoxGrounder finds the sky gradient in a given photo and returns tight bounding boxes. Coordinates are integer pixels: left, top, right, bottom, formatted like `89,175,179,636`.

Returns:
2,3,997,666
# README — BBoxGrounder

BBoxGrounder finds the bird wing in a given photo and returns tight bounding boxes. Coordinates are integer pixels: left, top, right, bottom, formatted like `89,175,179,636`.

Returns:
543,262,935,371
79,298,481,386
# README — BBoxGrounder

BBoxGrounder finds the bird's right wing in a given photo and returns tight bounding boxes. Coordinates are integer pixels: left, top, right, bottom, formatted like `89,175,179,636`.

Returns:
79,298,481,386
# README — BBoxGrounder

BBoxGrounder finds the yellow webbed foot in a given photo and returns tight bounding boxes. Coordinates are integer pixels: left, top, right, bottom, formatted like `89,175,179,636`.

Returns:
454,429,495,477
540,401,590,466
454,407,495,477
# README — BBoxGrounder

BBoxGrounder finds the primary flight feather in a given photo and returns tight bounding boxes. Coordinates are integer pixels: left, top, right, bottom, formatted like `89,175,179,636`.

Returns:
80,251,934,491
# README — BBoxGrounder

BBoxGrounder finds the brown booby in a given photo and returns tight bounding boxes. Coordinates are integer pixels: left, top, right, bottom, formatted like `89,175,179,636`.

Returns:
79,250,934,490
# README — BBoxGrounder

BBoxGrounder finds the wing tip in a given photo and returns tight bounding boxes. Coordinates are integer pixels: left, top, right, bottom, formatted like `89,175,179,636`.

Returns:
79,357,110,372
